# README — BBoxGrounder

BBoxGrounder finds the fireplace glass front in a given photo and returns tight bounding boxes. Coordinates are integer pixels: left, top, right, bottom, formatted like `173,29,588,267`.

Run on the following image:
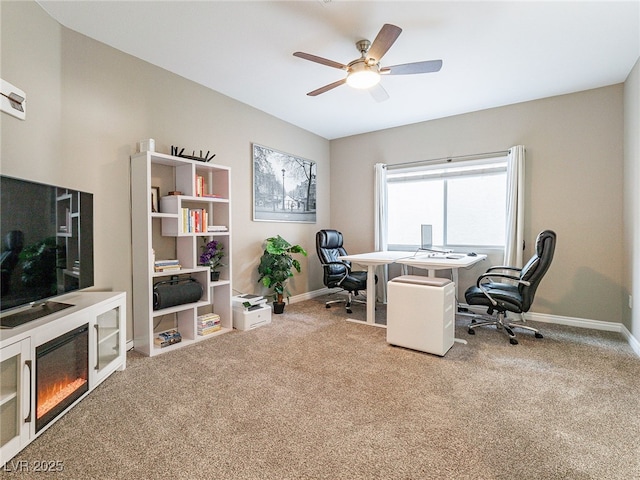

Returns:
35,324,89,432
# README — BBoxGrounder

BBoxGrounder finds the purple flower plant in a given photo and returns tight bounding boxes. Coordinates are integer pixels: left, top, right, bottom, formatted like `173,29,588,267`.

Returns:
200,239,225,271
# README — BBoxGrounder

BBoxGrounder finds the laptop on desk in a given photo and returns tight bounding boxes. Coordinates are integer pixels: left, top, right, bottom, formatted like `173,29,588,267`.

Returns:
419,225,453,255
421,225,432,250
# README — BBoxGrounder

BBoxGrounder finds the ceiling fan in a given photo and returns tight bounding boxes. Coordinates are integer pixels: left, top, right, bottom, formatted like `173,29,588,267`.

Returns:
293,24,442,101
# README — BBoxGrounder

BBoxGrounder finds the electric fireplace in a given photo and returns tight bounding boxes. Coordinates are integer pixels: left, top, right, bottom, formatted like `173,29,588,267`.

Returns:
35,324,89,432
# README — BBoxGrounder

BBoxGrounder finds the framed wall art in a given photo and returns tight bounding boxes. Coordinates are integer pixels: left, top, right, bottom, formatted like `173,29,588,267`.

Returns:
252,143,316,223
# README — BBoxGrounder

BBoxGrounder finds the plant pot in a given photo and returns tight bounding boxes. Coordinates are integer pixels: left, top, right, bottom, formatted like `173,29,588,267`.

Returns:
272,301,285,314
210,271,220,282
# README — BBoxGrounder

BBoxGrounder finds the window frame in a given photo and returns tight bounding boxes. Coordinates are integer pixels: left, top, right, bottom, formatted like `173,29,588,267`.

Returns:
386,156,508,251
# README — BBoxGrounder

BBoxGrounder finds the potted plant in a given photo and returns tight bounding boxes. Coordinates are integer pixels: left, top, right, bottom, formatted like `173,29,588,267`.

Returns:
257,235,307,314
199,239,225,281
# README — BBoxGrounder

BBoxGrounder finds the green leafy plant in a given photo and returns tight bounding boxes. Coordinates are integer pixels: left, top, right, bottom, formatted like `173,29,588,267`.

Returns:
257,235,307,304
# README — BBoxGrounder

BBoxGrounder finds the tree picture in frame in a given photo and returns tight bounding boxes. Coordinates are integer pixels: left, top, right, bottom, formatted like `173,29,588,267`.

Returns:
252,143,316,223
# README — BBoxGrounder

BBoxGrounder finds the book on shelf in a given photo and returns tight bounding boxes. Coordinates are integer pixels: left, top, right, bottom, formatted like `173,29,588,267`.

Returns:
155,329,182,347
202,193,222,198
180,207,209,233
154,264,182,272
207,225,228,232
198,321,219,330
197,312,220,322
155,259,180,266
195,175,206,197
198,324,222,336
197,314,220,329
154,259,181,272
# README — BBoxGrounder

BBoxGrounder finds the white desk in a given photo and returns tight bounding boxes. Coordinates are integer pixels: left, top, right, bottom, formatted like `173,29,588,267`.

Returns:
339,251,487,326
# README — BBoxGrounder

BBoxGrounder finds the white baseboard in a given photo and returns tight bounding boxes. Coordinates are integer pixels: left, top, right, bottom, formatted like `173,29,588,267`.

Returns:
524,312,640,356
456,306,640,357
288,287,334,304
624,326,640,357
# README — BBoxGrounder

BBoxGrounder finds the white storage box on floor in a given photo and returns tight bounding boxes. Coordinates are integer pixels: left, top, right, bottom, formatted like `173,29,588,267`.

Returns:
386,275,455,356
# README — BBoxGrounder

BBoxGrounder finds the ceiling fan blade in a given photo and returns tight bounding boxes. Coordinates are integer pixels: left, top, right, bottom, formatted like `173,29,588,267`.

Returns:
307,78,347,96
369,84,389,103
293,52,347,70
380,59,443,75
367,24,402,62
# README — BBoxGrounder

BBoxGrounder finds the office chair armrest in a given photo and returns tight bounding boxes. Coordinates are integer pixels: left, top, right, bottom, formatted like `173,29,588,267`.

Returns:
477,272,520,286
486,265,523,274
477,273,532,306
478,273,531,287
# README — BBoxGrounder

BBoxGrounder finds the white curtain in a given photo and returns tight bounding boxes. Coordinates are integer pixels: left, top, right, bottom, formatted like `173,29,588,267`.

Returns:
374,163,388,302
504,145,525,267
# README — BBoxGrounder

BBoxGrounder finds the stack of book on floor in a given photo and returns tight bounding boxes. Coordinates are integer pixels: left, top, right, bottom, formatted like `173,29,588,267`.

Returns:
197,313,221,336
154,259,181,272
155,329,182,348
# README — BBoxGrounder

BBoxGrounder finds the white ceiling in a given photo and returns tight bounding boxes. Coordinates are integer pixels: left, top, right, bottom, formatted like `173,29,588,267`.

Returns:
37,1,640,140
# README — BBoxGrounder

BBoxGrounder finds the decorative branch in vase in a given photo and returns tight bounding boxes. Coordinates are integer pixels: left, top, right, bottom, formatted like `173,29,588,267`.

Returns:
200,239,225,281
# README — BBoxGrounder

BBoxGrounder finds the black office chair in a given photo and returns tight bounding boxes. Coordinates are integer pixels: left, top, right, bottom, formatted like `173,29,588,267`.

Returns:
316,229,375,314
464,230,556,345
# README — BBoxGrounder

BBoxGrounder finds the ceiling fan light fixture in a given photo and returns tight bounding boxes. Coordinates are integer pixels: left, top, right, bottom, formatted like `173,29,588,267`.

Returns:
346,62,380,89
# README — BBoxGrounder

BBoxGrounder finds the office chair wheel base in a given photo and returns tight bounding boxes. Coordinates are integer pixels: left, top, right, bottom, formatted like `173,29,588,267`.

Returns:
510,338,519,345
346,308,352,314
535,332,543,339
326,304,331,309
467,328,475,335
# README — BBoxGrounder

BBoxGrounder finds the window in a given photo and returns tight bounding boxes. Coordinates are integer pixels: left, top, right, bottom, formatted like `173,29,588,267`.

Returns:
386,157,507,250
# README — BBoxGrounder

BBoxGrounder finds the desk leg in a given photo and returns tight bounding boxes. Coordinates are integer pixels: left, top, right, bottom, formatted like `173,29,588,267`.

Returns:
366,264,376,324
346,264,384,328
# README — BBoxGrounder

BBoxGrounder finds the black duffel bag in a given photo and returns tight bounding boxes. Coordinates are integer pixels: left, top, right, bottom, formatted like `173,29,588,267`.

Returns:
153,277,203,310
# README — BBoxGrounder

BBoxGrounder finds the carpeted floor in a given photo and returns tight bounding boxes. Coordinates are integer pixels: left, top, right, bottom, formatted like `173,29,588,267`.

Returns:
4,295,640,479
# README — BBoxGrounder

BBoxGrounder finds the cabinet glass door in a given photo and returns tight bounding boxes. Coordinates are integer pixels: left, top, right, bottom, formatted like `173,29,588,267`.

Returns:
95,307,120,373
0,338,31,465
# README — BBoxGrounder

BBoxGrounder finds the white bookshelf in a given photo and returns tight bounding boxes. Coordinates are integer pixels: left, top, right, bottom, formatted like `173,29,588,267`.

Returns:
130,151,232,356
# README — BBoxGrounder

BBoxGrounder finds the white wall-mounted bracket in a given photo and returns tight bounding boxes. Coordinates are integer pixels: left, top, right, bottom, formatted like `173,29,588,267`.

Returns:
1,78,26,120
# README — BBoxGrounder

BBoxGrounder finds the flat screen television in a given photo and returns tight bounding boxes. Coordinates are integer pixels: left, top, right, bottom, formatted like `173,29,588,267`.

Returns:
0,175,94,326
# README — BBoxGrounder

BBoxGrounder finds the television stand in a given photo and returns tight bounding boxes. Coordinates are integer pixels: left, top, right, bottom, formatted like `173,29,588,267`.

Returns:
0,301,74,328
1,291,126,465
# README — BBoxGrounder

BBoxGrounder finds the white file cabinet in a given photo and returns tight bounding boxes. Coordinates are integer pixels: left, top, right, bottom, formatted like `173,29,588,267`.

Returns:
386,275,455,356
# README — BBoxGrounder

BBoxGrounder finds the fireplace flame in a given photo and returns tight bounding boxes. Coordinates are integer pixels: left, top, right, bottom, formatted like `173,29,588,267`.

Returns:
37,377,87,419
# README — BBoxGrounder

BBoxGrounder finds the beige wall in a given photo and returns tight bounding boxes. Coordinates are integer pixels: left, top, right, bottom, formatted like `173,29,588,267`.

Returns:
331,86,625,323
623,57,640,336
1,1,330,341
1,1,63,179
